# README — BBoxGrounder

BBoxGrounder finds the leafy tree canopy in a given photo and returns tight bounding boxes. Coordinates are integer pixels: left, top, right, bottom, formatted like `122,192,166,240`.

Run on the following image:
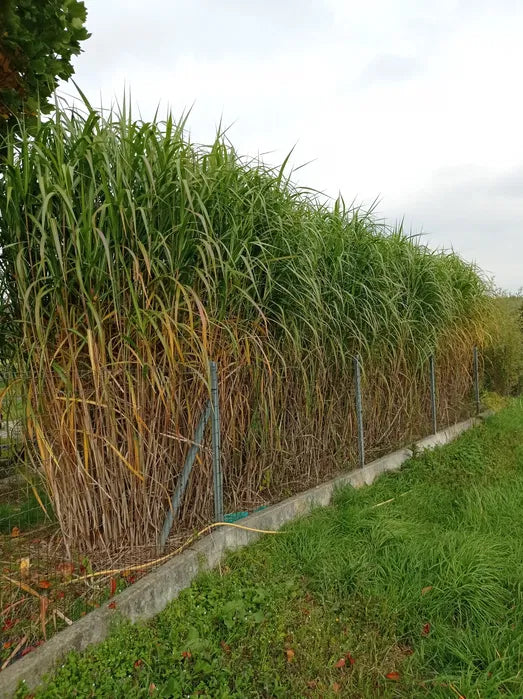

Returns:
0,0,89,129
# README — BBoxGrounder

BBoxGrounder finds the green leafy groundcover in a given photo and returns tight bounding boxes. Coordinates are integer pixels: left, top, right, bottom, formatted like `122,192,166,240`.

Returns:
21,400,523,698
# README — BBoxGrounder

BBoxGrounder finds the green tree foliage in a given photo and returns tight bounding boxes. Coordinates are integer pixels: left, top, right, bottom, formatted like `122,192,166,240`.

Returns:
0,1,88,358
0,0,89,130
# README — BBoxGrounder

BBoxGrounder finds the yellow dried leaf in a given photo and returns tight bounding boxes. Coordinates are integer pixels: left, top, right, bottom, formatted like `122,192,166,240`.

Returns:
20,557,30,578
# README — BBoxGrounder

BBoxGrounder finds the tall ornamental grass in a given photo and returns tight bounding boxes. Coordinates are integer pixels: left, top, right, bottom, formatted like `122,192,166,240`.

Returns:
0,103,495,551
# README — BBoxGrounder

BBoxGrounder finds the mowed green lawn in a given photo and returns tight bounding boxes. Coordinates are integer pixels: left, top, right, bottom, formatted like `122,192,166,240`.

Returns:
23,400,523,698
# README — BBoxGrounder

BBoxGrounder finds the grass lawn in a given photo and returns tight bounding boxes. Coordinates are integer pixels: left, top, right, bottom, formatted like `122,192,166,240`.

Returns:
18,400,523,698
0,488,51,535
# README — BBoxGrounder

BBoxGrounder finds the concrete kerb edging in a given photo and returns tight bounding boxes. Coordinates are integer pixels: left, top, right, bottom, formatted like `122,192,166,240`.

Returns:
0,412,491,697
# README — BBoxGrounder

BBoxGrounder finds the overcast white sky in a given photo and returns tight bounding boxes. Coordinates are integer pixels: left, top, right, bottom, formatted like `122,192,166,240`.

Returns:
70,0,523,291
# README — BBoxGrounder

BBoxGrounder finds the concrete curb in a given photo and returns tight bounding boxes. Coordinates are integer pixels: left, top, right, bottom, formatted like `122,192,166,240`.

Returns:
0,412,490,697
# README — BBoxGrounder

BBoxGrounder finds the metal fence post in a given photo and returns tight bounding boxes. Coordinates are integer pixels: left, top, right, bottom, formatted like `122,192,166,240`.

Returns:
353,354,365,468
429,354,437,435
473,346,480,415
210,360,223,522
158,400,212,551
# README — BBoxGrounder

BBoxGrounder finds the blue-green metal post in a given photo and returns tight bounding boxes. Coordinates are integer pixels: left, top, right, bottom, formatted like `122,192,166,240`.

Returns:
159,400,211,551
210,361,223,522
473,346,480,415
429,354,437,434
353,354,365,468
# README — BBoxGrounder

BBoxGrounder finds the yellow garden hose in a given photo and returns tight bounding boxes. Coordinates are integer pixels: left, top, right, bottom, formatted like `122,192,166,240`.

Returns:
66,521,283,584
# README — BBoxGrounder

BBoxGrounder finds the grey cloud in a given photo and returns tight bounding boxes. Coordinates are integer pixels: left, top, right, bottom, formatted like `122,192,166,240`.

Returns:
458,0,522,13
386,165,523,290
359,54,422,85
425,165,523,205
76,0,332,74
490,168,523,198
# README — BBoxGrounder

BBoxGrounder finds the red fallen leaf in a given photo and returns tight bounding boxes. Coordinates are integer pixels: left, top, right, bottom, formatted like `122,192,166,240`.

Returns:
55,591,65,599
109,577,117,597
57,562,74,578
399,645,414,656
148,683,156,694
301,607,311,616
286,649,295,663
334,657,346,668
421,622,431,637
38,580,51,590
80,611,86,616
421,586,433,596
134,659,143,668
346,653,355,665
108,601,116,610
21,646,37,657
181,651,192,659
386,671,400,681
2,619,17,631
2,641,13,650
220,641,231,654
128,576,137,584
332,683,341,693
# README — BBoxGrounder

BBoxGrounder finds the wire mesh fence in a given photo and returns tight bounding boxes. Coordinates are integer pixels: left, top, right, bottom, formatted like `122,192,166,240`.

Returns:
0,348,484,670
